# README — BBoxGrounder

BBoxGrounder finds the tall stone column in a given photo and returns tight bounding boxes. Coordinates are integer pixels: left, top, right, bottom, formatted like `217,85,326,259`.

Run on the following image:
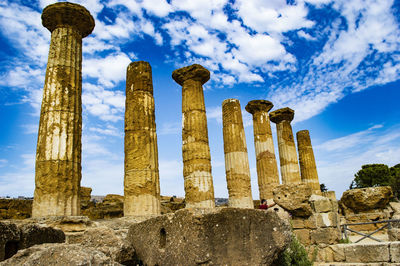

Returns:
222,99,253,208
124,61,161,216
32,2,95,217
172,64,215,208
269,107,301,184
297,130,321,194
245,100,279,200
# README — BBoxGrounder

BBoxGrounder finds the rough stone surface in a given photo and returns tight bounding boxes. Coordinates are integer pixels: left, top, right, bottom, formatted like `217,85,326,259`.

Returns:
80,187,92,208
0,243,120,266
293,229,311,245
269,107,301,184
317,244,346,262
18,224,65,249
0,222,19,261
310,194,335,213
222,99,253,208
343,243,390,263
0,221,65,262
273,183,313,217
310,227,341,244
390,241,400,263
245,100,279,200
0,199,32,219
127,208,291,265
33,2,95,217
72,226,135,264
125,61,161,216
389,202,400,213
172,64,215,208
340,187,393,212
388,228,400,241
297,130,321,194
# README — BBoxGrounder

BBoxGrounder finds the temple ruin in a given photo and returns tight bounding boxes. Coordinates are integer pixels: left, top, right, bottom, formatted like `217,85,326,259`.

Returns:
222,99,253,208
32,2,95,217
269,107,302,185
172,64,215,208
245,100,280,200
124,61,161,216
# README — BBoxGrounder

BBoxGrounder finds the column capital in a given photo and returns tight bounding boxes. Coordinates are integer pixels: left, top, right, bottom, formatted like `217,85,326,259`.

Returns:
296,130,310,138
269,107,294,124
172,64,210,85
245,100,273,114
42,2,95,38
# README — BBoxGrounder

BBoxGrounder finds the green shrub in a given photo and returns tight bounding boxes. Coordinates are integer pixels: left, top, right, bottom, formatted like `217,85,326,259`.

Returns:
273,234,312,266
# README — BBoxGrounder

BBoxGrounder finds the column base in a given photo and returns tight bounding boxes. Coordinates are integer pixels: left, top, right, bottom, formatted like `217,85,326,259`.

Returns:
228,197,254,209
124,194,161,216
185,199,215,208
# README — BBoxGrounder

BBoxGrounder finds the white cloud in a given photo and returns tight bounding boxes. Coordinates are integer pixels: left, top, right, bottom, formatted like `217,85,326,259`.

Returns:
315,124,400,198
142,0,173,17
158,122,181,136
83,52,132,88
89,125,122,137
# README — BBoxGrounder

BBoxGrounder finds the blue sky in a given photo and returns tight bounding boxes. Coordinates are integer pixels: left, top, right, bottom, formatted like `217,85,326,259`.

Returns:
0,0,399,199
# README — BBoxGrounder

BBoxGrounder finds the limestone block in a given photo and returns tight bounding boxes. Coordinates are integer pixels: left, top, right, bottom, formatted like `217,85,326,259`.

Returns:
310,194,333,213
0,243,120,265
388,228,400,241
310,227,341,245
390,241,400,263
315,212,339,228
18,224,65,250
323,191,337,200
317,244,345,262
343,243,390,263
273,183,313,217
304,215,318,229
389,202,400,214
291,218,305,229
294,229,311,245
127,208,291,265
340,186,393,212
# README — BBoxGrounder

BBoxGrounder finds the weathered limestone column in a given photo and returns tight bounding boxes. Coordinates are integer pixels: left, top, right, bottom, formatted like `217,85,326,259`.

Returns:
296,130,321,194
124,61,161,216
245,100,279,200
32,2,95,217
269,108,301,184
222,99,253,208
172,64,215,208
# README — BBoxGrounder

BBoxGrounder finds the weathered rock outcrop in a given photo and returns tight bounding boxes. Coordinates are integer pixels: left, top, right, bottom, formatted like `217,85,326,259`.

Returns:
273,183,313,217
0,221,64,262
0,199,32,219
340,186,393,212
68,226,135,264
0,243,121,266
127,208,291,265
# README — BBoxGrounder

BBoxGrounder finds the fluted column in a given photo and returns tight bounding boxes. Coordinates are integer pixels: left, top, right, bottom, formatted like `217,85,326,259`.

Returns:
222,99,253,208
245,100,279,200
297,130,321,194
172,64,215,208
32,2,94,217
269,107,301,184
124,61,161,216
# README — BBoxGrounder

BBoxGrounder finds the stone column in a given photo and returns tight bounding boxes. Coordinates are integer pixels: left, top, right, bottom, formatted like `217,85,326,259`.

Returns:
296,130,321,194
124,61,161,216
269,107,301,184
32,2,95,217
222,99,253,208
245,100,279,200
172,64,215,208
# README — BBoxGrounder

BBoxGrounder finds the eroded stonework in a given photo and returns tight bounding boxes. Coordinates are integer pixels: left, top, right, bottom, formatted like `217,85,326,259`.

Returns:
297,130,321,194
222,99,253,208
124,61,161,216
172,64,215,208
32,2,95,217
246,100,280,200
269,107,301,184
